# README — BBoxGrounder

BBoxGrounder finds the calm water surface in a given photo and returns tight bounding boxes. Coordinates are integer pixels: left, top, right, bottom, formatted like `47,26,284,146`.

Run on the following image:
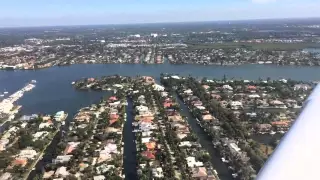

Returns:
1,64,318,178
1,64,320,116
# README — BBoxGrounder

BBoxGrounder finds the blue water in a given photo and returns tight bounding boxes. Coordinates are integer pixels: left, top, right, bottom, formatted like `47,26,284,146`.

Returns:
1,63,319,179
123,97,138,180
1,63,320,119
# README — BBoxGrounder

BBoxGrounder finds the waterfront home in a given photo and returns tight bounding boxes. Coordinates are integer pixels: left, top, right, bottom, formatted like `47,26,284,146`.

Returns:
168,115,183,122
179,141,192,147
113,84,123,89
202,85,210,91
247,85,257,91
230,101,243,110
109,101,121,107
271,121,291,130
11,158,28,167
141,76,155,84
63,142,80,155
196,106,206,110
202,114,215,122
153,84,165,91
105,127,122,133
141,151,155,160
222,84,233,91
152,167,164,178
161,91,168,97
96,164,115,174
248,94,260,98
54,166,69,178
142,131,153,137
163,101,174,108
108,96,118,102
43,171,55,179
255,124,272,133
142,137,152,143
145,142,156,150
39,122,53,129
186,156,204,167
191,167,209,179
17,149,37,159
0,139,9,151
192,100,203,107
32,131,49,141
93,175,106,180
294,84,311,91
53,155,73,164
54,111,67,121
184,89,193,95
211,93,222,100
0,173,12,180
177,133,189,139
98,150,112,163
19,114,38,121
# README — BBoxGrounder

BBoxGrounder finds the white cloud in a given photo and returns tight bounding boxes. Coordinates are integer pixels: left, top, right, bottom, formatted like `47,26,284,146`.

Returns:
252,0,277,3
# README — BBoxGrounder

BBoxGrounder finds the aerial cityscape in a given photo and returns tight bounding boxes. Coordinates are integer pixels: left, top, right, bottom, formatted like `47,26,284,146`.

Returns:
0,0,320,180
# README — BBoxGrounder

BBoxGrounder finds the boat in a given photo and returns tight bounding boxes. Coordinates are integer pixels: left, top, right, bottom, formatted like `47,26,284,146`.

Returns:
214,170,218,175
71,81,75,85
4,92,8,94
270,131,276,135
31,80,37,83
0,94,4,97
232,173,238,178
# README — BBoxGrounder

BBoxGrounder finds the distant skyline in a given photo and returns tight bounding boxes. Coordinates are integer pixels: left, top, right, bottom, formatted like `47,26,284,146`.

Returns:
1,0,320,27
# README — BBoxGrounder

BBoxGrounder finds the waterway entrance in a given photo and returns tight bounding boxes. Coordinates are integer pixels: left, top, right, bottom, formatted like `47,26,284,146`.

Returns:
123,97,138,180
174,93,233,180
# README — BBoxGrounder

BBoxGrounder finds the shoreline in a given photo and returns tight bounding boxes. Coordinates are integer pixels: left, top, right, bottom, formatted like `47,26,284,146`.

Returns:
2,62,320,72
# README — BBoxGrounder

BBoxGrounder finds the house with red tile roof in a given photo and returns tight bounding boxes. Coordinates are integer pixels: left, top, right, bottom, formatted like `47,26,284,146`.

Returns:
141,151,155,160
191,167,209,179
108,96,118,102
247,85,257,90
202,114,215,122
11,158,27,167
145,142,156,150
202,85,210,90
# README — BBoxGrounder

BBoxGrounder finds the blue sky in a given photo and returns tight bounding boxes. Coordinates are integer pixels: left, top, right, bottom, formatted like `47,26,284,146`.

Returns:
0,0,319,27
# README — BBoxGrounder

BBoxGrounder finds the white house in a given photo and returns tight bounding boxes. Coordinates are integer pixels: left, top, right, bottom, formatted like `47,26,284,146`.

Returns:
184,89,193,95
171,75,180,79
142,137,152,143
222,85,233,91
152,168,164,178
186,156,204,167
136,105,149,113
94,175,106,180
33,131,49,141
39,122,52,129
179,141,192,147
152,84,165,91
18,149,37,159
54,155,73,164
230,101,243,110
55,166,69,177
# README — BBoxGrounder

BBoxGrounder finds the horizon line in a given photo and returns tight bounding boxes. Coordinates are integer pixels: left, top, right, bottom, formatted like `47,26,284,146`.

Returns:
0,16,320,29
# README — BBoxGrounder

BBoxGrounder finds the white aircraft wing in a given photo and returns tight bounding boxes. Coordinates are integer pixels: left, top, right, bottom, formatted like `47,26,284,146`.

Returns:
257,84,320,180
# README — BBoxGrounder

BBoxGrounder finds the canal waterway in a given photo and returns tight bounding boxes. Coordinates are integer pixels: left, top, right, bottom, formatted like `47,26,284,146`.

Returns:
1,63,320,178
174,93,233,180
123,97,138,180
